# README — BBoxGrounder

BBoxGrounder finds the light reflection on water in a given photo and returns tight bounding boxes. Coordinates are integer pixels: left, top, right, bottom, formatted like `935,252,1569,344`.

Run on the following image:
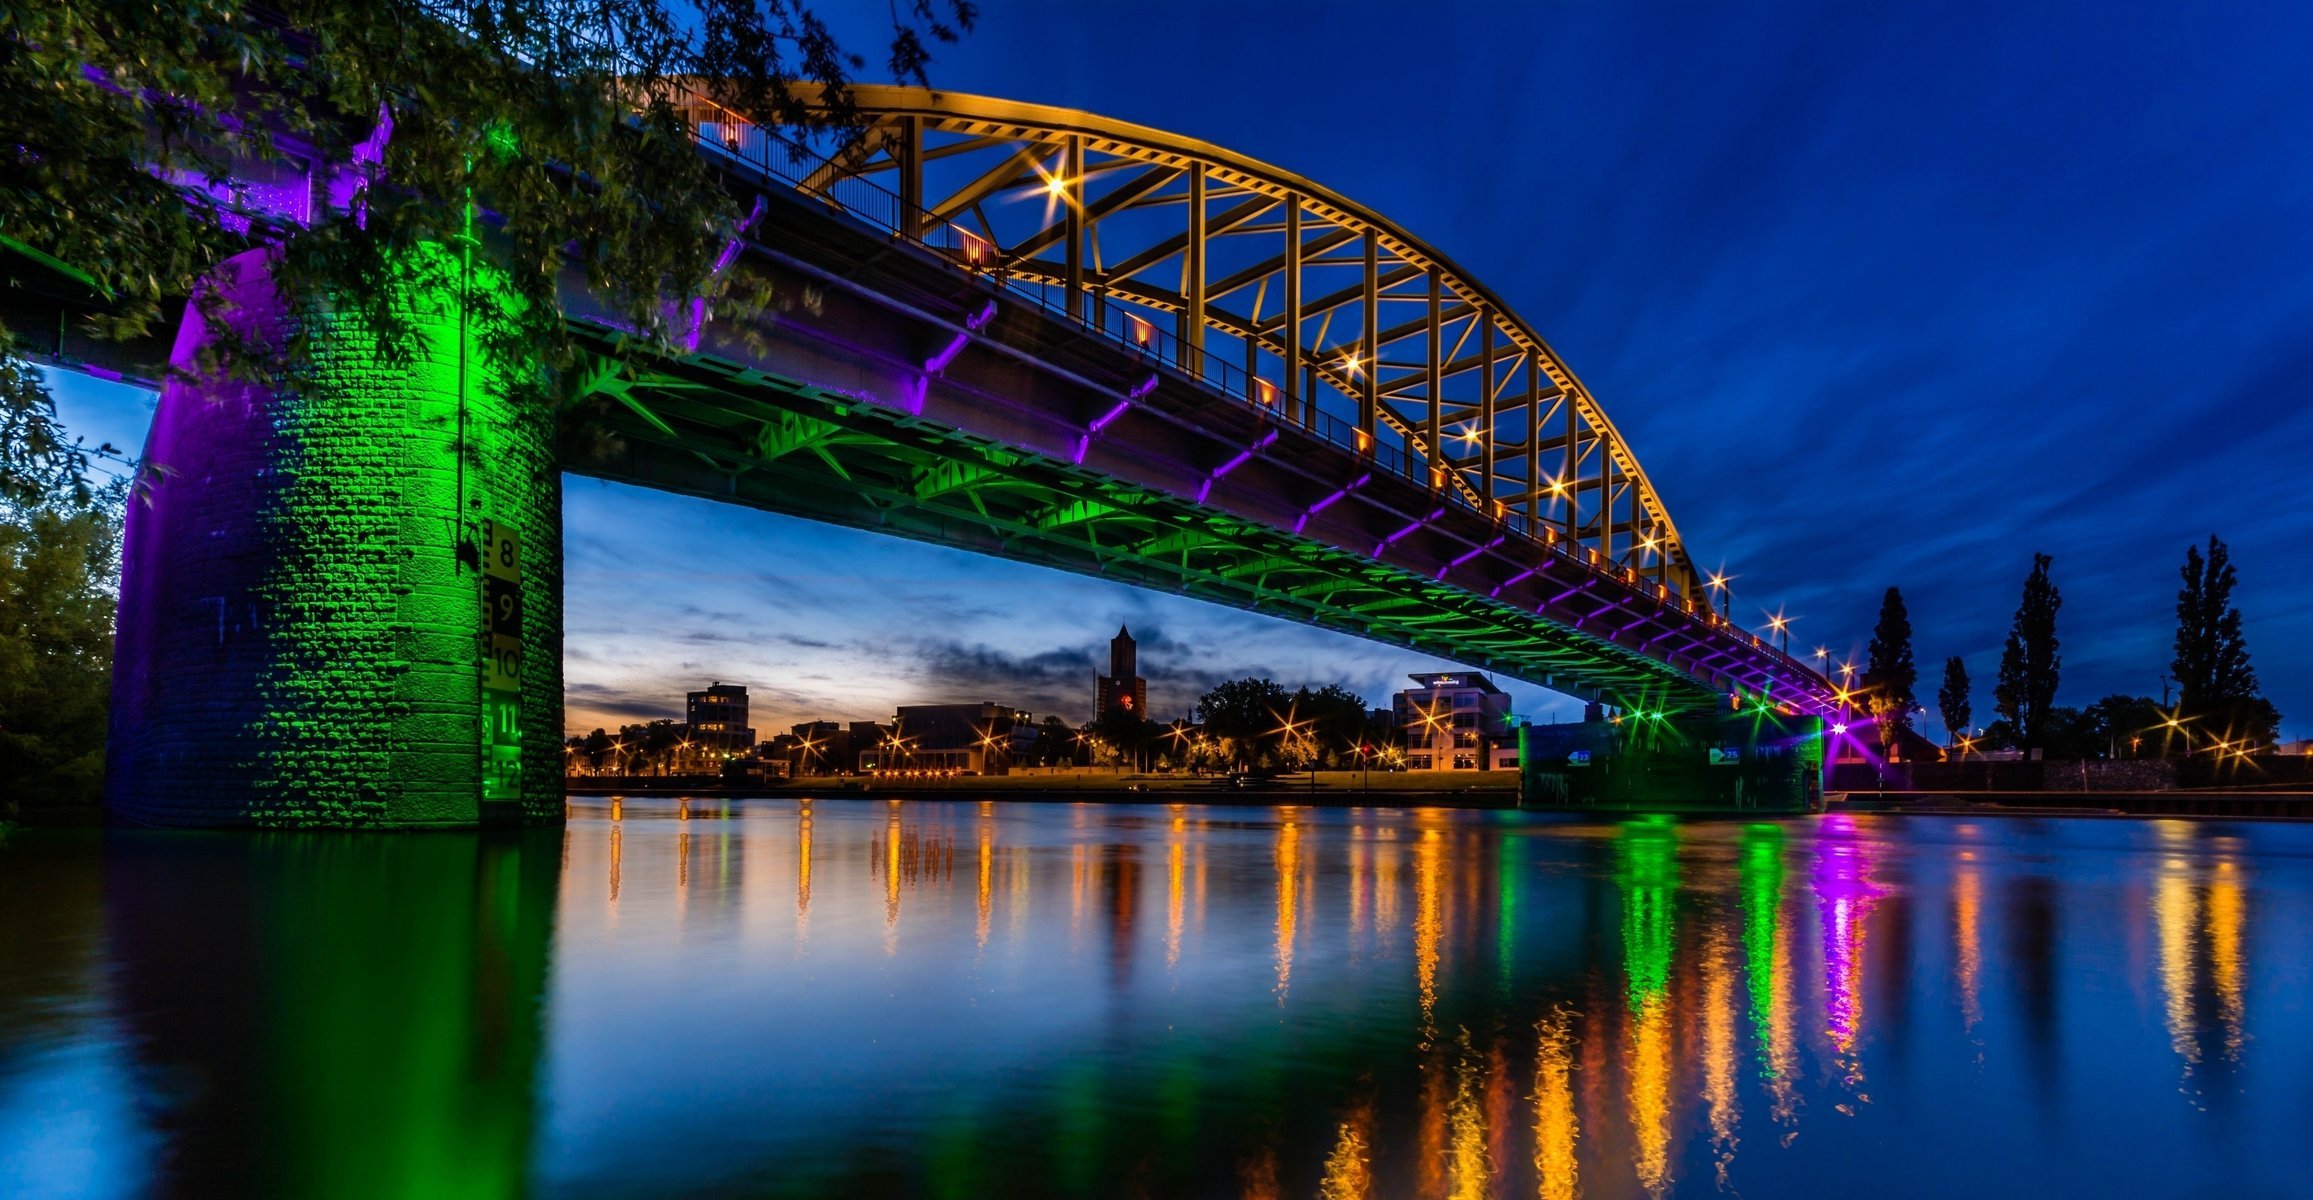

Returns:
7,804,2313,1197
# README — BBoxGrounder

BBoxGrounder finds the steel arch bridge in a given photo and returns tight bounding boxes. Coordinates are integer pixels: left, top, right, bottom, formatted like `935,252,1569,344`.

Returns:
55,73,1842,829
590,85,1833,715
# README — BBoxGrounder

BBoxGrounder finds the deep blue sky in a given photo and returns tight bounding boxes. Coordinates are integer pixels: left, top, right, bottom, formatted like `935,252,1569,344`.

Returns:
50,0,2313,738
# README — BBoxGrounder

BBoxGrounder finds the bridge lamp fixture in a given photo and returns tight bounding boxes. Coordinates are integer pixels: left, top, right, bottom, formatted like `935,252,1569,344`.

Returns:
1342,352,1362,376
1832,722,1848,735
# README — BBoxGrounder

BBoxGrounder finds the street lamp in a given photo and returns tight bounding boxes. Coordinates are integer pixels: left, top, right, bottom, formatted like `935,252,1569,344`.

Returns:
1707,570,1733,618
1766,610,1792,657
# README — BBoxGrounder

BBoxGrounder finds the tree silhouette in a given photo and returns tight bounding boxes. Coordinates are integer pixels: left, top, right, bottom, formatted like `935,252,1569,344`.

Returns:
1862,587,1917,754
1994,554,2062,755
1937,657,1971,750
2170,535,2277,750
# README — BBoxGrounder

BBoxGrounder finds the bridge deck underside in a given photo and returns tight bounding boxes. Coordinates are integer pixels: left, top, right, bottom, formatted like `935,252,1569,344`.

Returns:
558,178,1821,713
576,369,1697,706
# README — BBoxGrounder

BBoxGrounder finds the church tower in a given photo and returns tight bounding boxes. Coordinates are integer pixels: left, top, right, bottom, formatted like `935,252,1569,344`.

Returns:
1095,624,1148,720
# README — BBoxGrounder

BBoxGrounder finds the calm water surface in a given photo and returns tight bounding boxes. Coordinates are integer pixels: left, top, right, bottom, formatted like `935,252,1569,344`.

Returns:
7,801,2313,1197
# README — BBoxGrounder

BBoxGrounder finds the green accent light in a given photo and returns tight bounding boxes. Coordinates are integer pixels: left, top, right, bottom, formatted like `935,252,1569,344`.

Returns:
1740,823,1785,1077
1617,818,1678,1011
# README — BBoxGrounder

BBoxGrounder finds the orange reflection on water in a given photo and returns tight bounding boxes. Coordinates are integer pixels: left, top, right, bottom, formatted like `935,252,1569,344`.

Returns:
976,805,993,951
1317,1100,1374,1200
1532,1009,1579,1200
796,802,812,938
2208,860,2245,1062
1953,860,1983,1032
1702,927,1740,1186
608,819,623,906
882,802,902,946
2154,857,2198,1069
1447,1032,1491,1200
1626,994,1673,1196
1275,815,1301,999
1167,813,1187,970
1375,837,1402,956
1414,829,1445,1035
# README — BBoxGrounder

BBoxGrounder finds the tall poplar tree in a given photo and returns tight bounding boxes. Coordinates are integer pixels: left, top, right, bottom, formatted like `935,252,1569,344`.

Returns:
1937,656,1971,749
1862,586,1917,754
2171,535,2257,711
2170,535,2280,751
1995,553,2062,755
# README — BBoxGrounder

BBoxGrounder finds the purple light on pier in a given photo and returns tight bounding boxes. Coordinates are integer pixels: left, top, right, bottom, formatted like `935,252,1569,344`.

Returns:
1197,430,1279,503
1372,507,1445,558
1436,535,1505,580
1293,472,1371,535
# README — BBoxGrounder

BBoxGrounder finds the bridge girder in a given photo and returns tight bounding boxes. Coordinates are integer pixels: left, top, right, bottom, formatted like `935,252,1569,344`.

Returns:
689,86,1709,597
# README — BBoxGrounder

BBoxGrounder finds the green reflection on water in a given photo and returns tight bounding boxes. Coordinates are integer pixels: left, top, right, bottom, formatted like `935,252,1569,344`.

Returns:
106,830,556,1198
1617,817,1679,1010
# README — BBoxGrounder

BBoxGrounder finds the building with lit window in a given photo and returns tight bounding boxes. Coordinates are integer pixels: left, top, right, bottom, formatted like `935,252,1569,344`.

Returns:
1392,672,1515,770
872,703,1034,774
685,684,755,756
1094,625,1147,721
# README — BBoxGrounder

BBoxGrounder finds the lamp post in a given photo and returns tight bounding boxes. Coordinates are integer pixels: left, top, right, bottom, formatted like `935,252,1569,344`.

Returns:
1707,571,1732,619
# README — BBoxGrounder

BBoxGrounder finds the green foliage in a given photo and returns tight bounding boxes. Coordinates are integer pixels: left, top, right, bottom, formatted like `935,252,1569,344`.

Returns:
1194,677,1292,750
1289,683,1374,751
1994,552,2062,754
0,429,122,811
2081,694,2165,758
5,0,975,401
1936,656,1971,747
2171,535,2271,745
1028,715,1074,767
1862,586,1916,749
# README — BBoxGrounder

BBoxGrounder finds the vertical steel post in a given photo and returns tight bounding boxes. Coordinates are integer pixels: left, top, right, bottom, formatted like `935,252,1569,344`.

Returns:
1478,309,1495,512
1360,229,1378,447
1063,135,1084,320
1283,196,1303,427
1182,165,1206,374
1425,267,1442,487
1600,438,1616,566
1524,356,1541,527
1562,395,1578,543
897,115,923,242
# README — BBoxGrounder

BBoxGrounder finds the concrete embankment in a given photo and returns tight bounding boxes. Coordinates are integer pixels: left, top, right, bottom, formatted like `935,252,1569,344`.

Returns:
1836,790,2313,819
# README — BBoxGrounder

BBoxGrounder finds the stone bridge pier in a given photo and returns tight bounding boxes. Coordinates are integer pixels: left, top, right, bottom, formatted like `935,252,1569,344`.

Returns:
106,248,564,828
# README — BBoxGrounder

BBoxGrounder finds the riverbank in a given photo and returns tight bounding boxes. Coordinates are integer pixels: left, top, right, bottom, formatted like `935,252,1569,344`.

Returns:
568,769,1520,808
1836,789,2313,819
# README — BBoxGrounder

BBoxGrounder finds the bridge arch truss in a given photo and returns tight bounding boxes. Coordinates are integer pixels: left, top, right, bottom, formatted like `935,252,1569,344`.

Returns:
680,86,1705,604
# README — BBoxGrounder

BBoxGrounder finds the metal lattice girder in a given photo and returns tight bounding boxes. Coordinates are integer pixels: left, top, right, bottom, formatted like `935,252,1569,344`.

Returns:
589,92,1842,714
570,348,1716,704
749,87,1705,597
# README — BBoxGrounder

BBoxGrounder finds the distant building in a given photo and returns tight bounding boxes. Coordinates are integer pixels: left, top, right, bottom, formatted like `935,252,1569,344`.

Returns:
1393,672,1514,771
877,702,1035,774
849,720,892,773
686,684,755,756
785,720,852,776
1095,625,1148,721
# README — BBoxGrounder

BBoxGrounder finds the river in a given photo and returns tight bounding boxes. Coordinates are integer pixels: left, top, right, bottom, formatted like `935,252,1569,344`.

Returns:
6,800,2312,1197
